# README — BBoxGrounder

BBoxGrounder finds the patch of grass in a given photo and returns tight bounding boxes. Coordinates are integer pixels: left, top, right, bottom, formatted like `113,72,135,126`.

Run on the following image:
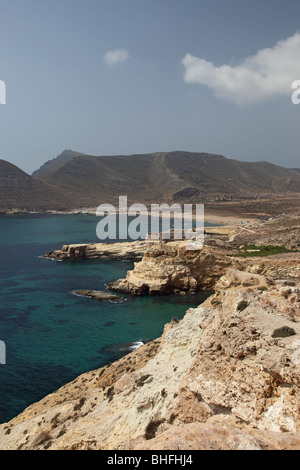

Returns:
235,245,298,258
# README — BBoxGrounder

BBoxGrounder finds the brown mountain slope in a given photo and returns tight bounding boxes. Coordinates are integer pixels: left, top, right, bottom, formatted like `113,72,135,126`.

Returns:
2,151,300,212
39,151,300,206
0,159,75,211
31,149,88,178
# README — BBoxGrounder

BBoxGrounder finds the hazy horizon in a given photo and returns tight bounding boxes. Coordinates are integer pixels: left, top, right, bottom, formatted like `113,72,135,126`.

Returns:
0,0,299,174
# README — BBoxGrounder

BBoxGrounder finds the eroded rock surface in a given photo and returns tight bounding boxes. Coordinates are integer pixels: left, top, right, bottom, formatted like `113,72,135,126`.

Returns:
1,277,300,450
2,216,300,450
45,240,154,261
135,423,300,450
109,241,236,295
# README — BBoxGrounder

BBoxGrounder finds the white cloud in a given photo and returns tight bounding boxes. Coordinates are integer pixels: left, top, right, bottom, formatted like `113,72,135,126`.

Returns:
182,33,300,105
104,49,130,66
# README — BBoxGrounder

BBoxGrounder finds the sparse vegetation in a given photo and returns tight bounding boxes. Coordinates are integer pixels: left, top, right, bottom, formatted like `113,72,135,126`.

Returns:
105,386,115,402
32,431,52,447
272,326,296,338
51,413,61,428
168,413,177,424
236,300,249,311
236,245,298,258
57,426,67,438
136,374,151,387
4,151,300,213
144,419,165,440
73,397,86,411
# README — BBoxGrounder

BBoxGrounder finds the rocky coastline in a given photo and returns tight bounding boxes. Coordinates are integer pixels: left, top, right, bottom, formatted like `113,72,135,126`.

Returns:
45,240,154,262
1,214,300,450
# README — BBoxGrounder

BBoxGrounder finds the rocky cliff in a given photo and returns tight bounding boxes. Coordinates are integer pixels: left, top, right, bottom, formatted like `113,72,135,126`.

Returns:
45,240,154,261
109,241,237,295
1,216,300,450
0,268,300,450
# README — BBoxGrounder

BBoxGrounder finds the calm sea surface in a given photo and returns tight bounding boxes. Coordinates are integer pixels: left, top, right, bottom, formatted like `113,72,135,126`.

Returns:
0,214,212,423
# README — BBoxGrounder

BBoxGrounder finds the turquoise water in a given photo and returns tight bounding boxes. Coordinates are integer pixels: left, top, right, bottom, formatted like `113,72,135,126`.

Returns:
0,214,211,423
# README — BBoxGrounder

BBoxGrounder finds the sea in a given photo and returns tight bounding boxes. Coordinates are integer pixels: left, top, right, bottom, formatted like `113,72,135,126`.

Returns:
0,214,212,424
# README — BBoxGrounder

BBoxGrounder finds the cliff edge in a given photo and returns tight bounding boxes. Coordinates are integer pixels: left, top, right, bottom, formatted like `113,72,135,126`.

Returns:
1,215,300,450
0,270,300,450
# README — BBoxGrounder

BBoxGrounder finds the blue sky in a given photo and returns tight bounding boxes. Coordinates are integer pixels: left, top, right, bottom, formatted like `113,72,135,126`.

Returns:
0,0,300,173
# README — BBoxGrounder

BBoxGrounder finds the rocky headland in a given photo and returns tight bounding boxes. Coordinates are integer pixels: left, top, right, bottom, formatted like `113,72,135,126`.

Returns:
45,240,154,262
1,213,300,450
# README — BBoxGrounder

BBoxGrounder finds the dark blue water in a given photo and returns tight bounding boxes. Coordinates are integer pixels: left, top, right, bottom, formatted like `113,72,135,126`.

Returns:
0,214,211,424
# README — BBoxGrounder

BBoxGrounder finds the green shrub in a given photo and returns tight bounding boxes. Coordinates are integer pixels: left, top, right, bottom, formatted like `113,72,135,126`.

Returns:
272,326,296,338
236,245,297,258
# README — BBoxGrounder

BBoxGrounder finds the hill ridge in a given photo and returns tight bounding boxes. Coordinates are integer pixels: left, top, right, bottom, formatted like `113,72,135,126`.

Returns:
1,150,300,211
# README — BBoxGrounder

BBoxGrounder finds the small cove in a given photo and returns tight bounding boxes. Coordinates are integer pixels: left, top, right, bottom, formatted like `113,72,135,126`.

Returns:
0,214,214,423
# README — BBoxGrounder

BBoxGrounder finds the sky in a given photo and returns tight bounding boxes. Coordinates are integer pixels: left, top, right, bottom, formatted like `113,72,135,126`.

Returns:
0,0,300,174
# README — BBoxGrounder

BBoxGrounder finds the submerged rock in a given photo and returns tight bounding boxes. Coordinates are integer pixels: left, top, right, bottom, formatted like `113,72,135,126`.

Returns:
74,289,125,303
1,285,300,450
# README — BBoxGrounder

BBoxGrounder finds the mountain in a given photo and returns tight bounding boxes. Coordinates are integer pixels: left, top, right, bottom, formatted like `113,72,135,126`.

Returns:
36,150,300,206
31,149,88,178
0,159,75,211
2,151,300,212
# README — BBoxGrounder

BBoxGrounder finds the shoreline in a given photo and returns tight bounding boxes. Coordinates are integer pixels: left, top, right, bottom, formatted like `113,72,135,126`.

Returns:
1,212,300,449
0,207,260,227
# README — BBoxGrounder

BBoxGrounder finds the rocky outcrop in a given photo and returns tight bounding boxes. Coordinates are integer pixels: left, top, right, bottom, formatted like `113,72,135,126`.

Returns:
74,290,125,303
136,423,300,450
2,216,300,450
109,241,237,295
1,274,300,450
45,240,155,261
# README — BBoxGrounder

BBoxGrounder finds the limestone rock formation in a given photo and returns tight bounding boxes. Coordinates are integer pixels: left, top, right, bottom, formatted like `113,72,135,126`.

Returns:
1,277,300,450
2,216,300,450
109,241,236,295
135,423,300,450
45,240,154,261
